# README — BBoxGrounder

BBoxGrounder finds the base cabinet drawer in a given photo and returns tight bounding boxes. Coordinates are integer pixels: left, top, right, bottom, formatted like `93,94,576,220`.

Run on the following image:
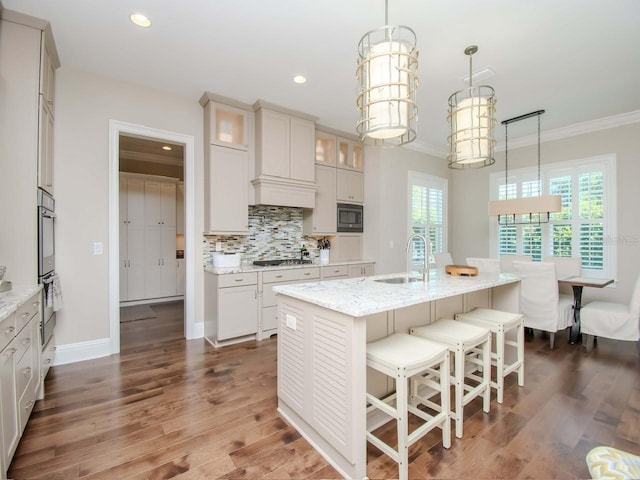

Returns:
42,334,56,380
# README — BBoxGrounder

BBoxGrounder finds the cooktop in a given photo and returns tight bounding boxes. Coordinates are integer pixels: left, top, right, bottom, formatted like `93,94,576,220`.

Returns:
253,259,313,266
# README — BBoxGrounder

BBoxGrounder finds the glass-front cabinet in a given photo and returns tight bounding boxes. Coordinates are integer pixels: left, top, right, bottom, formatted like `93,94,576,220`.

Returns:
315,131,336,165
210,104,249,150
338,138,364,171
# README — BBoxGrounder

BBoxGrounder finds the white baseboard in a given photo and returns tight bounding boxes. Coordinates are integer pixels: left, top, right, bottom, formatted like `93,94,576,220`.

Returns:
53,337,111,366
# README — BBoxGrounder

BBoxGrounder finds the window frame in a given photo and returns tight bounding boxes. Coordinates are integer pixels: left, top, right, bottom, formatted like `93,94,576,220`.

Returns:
489,154,617,279
407,171,448,269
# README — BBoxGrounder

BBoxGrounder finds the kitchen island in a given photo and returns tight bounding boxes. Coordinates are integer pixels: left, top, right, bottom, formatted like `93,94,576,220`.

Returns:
273,270,520,479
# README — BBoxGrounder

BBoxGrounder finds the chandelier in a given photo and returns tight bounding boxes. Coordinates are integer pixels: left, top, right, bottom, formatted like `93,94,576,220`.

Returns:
447,45,496,168
356,0,419,147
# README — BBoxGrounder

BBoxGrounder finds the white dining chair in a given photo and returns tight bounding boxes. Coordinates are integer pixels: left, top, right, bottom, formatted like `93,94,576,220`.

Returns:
433,252,453,269
500,255,533,273
466,257,501,274
547,256,582,280
547,256,582,303
581,273,640,352
512,260,574,348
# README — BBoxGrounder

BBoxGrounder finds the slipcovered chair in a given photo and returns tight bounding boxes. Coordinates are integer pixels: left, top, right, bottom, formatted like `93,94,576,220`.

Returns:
466,257,501,274
586,446,640,480
581,273,640,352
433,252,453,269
547,256,582,302
500,254,533,273
511,261,574,348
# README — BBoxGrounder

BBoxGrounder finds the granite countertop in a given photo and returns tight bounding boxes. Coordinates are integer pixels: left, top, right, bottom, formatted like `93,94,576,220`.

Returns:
273,270,520,317
204,259,376,275
0,284,43,323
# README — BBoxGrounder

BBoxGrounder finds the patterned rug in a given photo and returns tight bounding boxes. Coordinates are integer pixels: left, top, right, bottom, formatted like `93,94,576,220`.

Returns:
120,304,156,322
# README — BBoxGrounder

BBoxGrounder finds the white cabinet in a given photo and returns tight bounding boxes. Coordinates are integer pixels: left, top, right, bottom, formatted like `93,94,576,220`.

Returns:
252,101,317,208
337,169,364,204
200,94,253,234
331,234,364,262
260,268,320,338
205,272,258,346
315,131,337,166
176,259,185,296
0,290,42,479
120,175,145,301
0,11,60,284
176,182,185,235
120,174,177,302
255,105,315,182
303,165,336,235
320,265,349,280
348,263,375,278
206,145,249,234
338,137,364,172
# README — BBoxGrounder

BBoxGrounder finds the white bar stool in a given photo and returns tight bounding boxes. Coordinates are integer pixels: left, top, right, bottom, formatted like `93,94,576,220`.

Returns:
410,319,491,439
455,308,525,404
366,333,451,480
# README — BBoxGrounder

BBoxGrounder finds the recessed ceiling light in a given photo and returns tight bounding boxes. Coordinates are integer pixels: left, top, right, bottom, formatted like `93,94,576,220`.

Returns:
130,13,151,28
162,145,172,151
293,75,307,84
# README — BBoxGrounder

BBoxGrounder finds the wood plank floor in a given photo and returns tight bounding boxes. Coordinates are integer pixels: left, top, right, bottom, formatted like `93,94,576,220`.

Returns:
9,300,640,479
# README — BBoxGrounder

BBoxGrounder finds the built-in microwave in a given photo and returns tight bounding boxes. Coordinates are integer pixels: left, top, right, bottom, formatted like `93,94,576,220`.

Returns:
337,203,363,232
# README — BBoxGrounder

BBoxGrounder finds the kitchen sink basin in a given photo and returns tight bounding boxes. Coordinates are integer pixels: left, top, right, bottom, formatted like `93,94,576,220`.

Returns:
375,276,423,284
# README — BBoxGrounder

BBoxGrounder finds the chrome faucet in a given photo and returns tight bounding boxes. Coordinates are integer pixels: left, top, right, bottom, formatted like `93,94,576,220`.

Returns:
406,233,430,282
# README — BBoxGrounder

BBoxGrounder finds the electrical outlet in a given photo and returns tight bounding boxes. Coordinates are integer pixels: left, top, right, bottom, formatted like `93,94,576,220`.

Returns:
285,313,297,330
215,242,222,252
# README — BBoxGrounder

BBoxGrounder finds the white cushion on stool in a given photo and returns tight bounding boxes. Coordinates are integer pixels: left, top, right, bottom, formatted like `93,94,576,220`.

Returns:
367,333,449,372
411,319,489,347
455,308,523,329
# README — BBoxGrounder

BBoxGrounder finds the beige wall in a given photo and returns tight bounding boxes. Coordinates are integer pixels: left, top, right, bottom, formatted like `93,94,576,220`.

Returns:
54,67,204,346
450,122,640,304
363,146,450,274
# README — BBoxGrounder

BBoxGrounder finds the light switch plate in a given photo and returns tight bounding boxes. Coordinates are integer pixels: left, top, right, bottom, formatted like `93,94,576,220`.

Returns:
285,313,296,330
93,242,103,255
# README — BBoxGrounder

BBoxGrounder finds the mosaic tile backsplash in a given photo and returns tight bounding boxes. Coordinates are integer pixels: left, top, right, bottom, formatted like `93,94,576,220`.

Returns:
203,206,330,265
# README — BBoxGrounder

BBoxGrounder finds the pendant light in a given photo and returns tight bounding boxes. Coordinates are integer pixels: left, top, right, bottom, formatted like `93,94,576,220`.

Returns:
447,45,497,168
488,110,562,224
356,0,419,147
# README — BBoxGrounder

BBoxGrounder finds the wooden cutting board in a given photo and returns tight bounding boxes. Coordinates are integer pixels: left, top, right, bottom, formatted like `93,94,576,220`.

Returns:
445,264,478,276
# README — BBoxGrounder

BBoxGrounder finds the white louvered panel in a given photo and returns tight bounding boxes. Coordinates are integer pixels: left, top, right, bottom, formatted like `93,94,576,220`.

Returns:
278,304,305,414
311,311,355,463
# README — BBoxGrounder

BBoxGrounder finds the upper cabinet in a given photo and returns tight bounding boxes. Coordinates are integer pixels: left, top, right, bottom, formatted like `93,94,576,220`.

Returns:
200,93,254,234
315,131,337,166
338,138,364,172
252,100,317,208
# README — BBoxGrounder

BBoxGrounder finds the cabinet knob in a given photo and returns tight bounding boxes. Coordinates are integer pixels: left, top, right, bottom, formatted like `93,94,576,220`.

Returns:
234,279,244,282
23,367,32,376
5,326,15,335
25,401,34,410
22,312,31,319
44,359,51,364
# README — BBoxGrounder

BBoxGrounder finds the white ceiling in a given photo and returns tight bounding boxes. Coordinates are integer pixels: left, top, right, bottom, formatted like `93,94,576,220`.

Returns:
5,0,640,154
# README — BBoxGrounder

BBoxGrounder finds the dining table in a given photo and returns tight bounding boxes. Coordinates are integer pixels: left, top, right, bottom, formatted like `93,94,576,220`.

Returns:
557,276,614,344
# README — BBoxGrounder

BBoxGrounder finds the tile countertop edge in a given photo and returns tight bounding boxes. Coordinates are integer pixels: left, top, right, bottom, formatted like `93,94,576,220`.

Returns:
272,272,521,318
0,284,43,322
204,259,377,275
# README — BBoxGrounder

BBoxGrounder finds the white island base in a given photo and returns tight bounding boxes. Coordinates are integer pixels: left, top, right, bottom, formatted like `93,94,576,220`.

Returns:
274,271,520,479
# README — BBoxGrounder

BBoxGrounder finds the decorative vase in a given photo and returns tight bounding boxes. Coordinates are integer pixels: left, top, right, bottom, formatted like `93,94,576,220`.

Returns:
319,249,330,266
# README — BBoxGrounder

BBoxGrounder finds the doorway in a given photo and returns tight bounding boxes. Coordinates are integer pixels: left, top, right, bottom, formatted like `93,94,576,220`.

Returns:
108,120,196,355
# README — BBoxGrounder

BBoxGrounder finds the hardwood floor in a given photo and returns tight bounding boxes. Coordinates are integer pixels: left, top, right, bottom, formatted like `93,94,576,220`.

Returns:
9,301,640,479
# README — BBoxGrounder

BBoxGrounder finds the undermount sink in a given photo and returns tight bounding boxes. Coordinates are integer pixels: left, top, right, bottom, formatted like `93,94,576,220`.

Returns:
375,276,423,284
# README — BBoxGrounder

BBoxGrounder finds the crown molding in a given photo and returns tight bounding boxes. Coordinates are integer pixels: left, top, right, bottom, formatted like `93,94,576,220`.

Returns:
403,140,447,159
496,110,640,151
407,110,640,159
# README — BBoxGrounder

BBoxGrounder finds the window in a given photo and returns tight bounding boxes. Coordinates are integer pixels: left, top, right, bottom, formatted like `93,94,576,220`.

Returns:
408,171,448,269
490,154,616,278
